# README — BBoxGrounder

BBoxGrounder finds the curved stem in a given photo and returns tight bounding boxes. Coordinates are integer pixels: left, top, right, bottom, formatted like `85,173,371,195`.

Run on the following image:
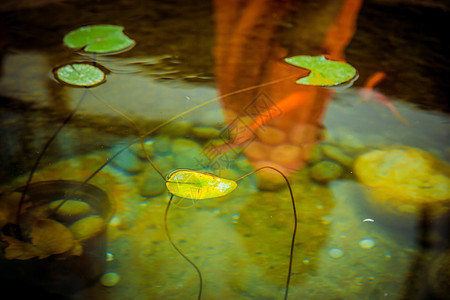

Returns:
88,90,166,181
164,194,203,300
15,89,88,228
235,166,297,300
76,74,297,189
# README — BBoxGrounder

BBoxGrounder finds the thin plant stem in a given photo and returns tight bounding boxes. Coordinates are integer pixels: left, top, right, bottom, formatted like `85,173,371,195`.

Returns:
235,166,297,300
15,89,88,227
77,74,298,187
87,90,166,180
164,194,203,300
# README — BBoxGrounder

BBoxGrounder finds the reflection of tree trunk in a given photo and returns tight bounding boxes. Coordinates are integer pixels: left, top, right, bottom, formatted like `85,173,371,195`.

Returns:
213,0,362,176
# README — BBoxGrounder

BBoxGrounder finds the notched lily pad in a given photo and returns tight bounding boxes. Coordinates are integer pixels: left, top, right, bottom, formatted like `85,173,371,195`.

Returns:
285,55,358,87
53,62,107,87
166,170,237,200
63,24,135,54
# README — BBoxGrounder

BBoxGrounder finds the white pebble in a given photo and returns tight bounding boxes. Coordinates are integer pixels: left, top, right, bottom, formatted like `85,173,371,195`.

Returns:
359,238,375,249
329,248,344,258
109,216,121,226
101,272,120,287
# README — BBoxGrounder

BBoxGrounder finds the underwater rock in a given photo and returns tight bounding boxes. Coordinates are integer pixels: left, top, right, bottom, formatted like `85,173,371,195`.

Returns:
191,126,221,140
321,144,354,169
129,140,154,160
309,161,344,184
69,215,105,241
256,125,286,145
252,161,288,191
100,272,120,287
328,247,344,258
110,147,144,174
171,138,202,155
152,135,172,154
157,120,193,137
269,143,304,169
48,199,91,222
138,171,166,197
153,155,175,175
305,145,323,164
354,147,450,228
171,138,204,169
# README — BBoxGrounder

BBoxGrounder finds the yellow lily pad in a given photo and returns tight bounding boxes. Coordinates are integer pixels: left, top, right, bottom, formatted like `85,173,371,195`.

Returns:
166,170,237,200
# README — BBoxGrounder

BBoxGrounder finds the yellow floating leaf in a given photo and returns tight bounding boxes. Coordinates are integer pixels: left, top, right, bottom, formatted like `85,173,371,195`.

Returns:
166,170,237,200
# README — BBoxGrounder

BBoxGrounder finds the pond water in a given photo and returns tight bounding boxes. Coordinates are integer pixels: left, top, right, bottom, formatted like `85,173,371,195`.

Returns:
0,0,449,299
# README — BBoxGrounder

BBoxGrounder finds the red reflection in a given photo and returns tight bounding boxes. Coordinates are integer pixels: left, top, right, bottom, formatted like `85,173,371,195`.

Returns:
213,0,362,176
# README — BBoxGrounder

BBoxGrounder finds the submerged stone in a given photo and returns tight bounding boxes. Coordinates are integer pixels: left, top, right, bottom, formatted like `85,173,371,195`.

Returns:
69,215,105,241
321,144,354,169
101,272,120,287
310,161,344,184
358,238,375,249
138,171,166,197
110,147,143,174
191,126,221,139
49,199,91,222
354,147,450,227
329,247,344,258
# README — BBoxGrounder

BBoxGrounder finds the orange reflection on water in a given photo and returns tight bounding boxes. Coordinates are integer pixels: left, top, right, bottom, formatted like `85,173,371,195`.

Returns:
213,0,362,177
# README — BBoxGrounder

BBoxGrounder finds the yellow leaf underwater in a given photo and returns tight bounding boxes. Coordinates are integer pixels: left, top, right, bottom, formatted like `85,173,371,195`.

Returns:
166,170,237,200
31,219,75,257
2,234,45,260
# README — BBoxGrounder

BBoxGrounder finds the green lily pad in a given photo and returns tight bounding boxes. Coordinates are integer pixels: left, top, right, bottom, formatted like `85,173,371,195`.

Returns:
63,25,135,54
166,169,237,200
53,62,106,87
285,55,358,87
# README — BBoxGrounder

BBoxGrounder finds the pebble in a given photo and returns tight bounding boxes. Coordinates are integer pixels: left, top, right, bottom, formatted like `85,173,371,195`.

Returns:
309,161,344,184
69,215,105,241
152,135,172,154
329,247,344,258
138,171,166,197
109,216,121,226
157,121,193,137
49,199,91,221
321,144,354,169
359,238,375,249
191,126,221,139
130,139,154,160
110,147,143,174
101,272,120,287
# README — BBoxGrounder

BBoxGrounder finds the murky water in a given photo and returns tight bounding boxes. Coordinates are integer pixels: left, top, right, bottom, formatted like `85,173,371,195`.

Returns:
0,1,448,299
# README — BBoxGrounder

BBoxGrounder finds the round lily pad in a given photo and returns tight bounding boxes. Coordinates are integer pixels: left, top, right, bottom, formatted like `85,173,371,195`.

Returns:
285,55,358,87
53,62,106,87
63,24,135,54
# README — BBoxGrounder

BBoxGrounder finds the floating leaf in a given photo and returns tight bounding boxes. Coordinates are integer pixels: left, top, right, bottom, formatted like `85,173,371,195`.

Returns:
53,62,106,87
63,24,135,54
285,55,358,87
166,170,237,200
